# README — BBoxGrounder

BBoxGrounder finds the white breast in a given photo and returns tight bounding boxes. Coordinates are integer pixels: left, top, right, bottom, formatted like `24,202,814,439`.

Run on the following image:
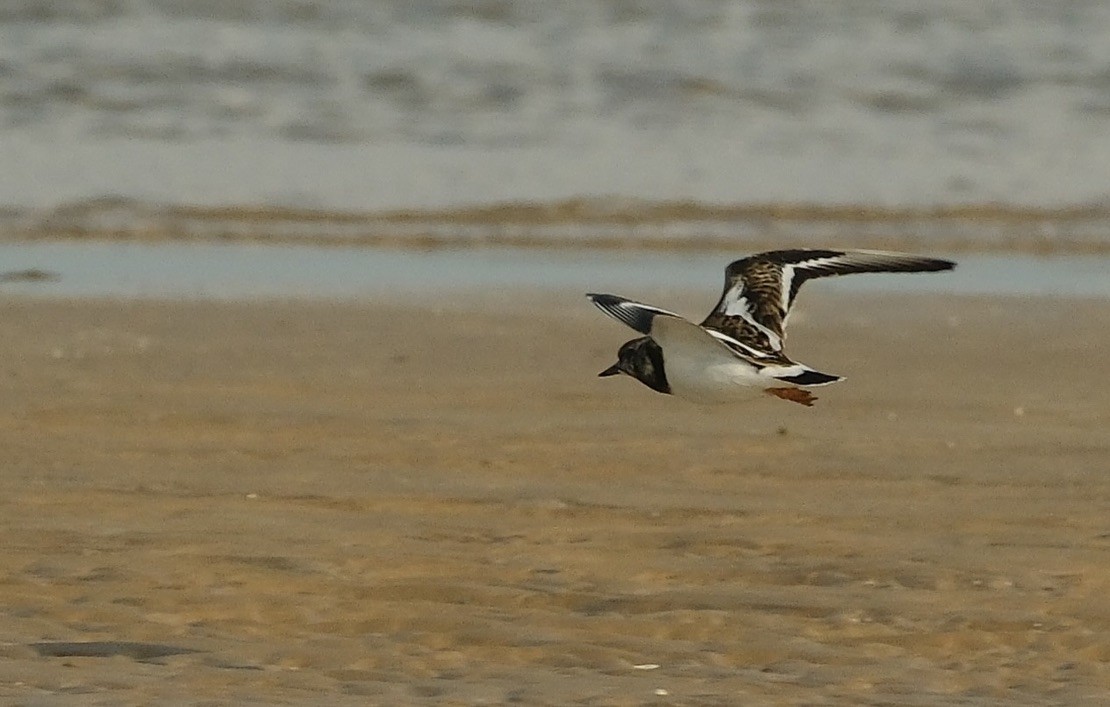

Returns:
666,356,767,404
649,316,768,404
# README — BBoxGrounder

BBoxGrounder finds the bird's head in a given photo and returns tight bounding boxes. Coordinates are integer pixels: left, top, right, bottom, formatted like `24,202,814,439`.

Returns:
598,337,670,394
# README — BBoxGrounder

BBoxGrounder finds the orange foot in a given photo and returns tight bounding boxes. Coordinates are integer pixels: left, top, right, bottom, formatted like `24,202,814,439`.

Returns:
764,387,817,407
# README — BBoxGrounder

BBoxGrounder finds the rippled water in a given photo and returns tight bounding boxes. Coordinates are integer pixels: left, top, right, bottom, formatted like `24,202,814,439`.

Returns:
2,2,1110,248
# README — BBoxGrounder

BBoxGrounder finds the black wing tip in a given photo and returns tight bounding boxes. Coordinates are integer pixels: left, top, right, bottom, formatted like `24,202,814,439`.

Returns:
854,251,957,272
882,254,955,272
728,249,957,275
587,292,630,313
586,292,618,304
587,293,656,334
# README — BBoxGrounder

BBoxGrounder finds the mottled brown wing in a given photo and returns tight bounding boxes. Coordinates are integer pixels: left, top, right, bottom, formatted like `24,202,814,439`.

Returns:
700,253,813,353
701,310,783,357
701,249,955,352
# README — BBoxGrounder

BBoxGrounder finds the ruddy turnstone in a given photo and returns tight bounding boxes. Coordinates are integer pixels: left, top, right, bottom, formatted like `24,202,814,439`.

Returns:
588,249,955,406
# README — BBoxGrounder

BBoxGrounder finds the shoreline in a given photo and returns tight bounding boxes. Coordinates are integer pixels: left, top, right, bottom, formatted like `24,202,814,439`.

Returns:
4,197,1110,255
1,242,1108,301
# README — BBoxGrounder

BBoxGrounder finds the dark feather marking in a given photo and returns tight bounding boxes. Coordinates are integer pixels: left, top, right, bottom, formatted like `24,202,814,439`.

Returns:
774,369,842,386
586,293,675,335
702,249,955,350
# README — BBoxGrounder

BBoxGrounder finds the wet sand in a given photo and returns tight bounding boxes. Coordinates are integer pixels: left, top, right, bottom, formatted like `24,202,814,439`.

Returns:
0,291,1107,705
12,198,1110,253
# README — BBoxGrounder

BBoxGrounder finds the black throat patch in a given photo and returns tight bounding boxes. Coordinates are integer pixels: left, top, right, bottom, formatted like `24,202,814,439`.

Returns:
619,337,671,395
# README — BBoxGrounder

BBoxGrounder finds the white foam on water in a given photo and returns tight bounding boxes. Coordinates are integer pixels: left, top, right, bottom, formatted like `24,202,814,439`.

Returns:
3,0,1110,257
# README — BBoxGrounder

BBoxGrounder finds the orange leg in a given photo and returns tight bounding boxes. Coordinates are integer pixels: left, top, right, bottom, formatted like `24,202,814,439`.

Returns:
764,387,817,407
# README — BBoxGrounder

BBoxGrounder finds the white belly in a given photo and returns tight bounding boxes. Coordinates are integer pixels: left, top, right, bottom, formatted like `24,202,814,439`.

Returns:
665,357,768,404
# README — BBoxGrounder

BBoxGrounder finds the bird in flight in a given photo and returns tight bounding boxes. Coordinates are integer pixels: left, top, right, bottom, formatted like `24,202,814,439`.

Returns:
588,249,955,406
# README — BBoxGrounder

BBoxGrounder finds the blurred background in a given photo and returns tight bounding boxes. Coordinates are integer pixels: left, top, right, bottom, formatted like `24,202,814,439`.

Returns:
2,0,1110,267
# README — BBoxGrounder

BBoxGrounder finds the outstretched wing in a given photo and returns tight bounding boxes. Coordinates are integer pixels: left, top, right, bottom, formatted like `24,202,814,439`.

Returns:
700,249,955,352
586,293,681,334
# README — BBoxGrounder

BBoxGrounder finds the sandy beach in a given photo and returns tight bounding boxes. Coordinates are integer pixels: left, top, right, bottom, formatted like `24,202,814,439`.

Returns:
0,290,1107,705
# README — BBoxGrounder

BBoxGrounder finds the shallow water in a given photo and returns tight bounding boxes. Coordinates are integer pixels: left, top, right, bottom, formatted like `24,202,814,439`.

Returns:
0,242,1106,300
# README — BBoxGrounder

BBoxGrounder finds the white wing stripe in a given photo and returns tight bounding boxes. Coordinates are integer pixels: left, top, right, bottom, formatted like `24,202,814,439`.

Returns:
779,265,795,312
723,295,782,350
795,251,943,275
704,329,774,359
